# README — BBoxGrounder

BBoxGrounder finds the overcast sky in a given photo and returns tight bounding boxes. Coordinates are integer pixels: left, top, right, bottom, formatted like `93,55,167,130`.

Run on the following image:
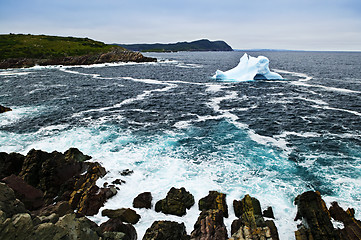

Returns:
1,0,361,51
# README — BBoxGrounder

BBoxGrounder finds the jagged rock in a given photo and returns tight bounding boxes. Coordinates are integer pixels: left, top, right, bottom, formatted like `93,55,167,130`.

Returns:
19,148,88,203
263,206,275,219
133,192,152,209
294,191,339,240
0,152,24,179
37,213,59,224
102,208,140,224
230,195,279,240
64,147,91,163
100,218,137,240
2,174,44,210
329,201,361,240
155,187,194,216
0,182,27,218
198,191,228,218
112,179,126,185
0,105,12,113
67,161,115,215
190,209,227,240
143,220,190,240
33,222,67,240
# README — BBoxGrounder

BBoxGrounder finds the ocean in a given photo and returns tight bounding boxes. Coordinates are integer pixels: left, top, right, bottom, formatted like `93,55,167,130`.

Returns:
1,51,361,239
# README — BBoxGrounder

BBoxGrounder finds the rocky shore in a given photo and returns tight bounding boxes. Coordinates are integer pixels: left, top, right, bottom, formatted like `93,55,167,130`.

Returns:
0,148,360,239
0,105,12,113
0,47,156,69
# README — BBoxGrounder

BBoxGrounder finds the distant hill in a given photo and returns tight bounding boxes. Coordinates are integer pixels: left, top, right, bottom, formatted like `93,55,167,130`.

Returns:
0,34,156,68
117,39,233,52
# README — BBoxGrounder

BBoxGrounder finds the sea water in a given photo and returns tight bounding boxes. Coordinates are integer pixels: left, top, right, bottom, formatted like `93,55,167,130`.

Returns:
1,51,361,239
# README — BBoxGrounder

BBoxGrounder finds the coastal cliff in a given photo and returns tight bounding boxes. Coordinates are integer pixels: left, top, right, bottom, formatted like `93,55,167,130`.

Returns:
117,39,233,52
0,34,156,69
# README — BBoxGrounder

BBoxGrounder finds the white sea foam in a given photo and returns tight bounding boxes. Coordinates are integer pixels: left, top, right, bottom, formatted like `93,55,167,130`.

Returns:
0,71,33,76
312,105,361,117
292,81,361,94
273,69,313,82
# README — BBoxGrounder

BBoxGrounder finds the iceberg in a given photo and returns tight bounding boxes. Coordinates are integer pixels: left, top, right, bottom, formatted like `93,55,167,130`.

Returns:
213,53,283,81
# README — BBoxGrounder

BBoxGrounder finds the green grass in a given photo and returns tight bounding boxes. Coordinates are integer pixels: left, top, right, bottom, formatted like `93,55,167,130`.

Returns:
0,34,125,60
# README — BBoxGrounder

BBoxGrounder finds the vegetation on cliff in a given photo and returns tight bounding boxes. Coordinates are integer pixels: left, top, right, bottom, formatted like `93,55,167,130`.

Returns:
117,39,233,52
0,34,156,68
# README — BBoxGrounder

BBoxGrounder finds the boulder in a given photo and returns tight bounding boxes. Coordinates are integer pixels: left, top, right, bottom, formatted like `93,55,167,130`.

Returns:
120,169,134,176
143,220,190,240
133,192,152,209
0,213,34,240
100,218,137,240
198,191,228,218
2,174,44,210
102,208,140,224
0,182,27,218
230,195,279,240
155,187,194,216
32,201,72,217
329,201,361,240
0,152,25,179
263,206,275,219
190,209,227,240
0,105,12,113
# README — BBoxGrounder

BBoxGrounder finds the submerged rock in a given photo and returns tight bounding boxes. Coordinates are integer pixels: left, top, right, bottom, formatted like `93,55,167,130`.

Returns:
133,192,152,209
230,194,279,240
0,105,12,113
190,209,228,240
198,191,228,218
155,187,194,216
102,208,140,224
143,220,190,240
294,191,338,240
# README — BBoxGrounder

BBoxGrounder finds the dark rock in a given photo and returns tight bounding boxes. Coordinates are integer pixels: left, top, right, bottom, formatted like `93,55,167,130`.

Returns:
102,208,140,224
143,220,190,240
190,209,228,240
133,192,152,209
230,194,279,240
0,105,12,113
120,169,134,176
112,179,126,185
155,187,194,216
19,148,87,203
294,191,339,240
263,206,275,219
100,218,137,240
198,191,228,218
2,174,44,210
0,152,24,179
64,147,91,163
0,213,34,240
0,182,27,218
329,201,361,240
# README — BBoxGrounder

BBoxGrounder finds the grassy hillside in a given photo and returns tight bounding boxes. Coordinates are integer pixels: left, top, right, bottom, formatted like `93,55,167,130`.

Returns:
0,34,125,60
118,39,233,52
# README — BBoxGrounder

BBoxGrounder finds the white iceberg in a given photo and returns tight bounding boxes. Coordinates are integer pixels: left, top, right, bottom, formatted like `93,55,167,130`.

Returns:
213,53,283,81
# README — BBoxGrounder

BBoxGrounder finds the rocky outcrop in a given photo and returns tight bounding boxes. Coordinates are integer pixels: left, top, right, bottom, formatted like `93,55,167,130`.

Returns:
198,191,228,218
230,194,279,240
294,191,339,240
0,105,12,113
155,187,195,216
0,183,27,218
190,209,228,240
0,48,156,69
133,192,152,209
329,202,361,240
294,191,361,240
143,220,190,240
102,208,140,224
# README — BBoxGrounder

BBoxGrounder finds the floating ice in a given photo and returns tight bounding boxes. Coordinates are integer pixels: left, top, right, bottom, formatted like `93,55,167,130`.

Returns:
213,53,283,81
